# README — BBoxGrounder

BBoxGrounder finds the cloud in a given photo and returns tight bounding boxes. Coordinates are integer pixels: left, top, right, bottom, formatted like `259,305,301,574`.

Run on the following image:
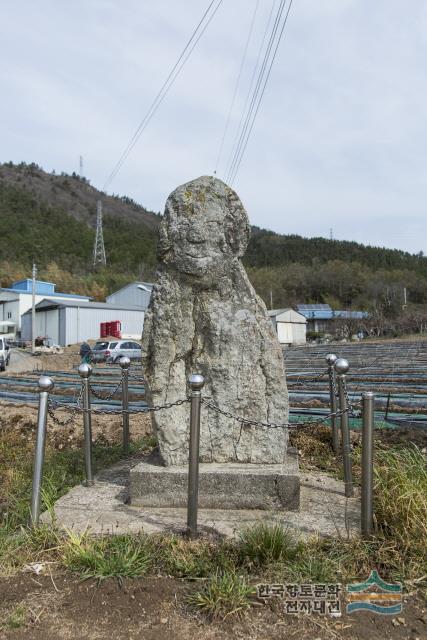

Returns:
0,0,426,253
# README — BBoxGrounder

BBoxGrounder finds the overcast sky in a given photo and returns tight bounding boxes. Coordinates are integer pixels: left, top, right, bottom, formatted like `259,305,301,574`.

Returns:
1,1,426,254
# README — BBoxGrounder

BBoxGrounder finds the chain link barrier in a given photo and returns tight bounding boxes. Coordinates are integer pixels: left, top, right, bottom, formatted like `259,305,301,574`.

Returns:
201,397,352,431
48,396,190,417
288,368,329,388
89,375,123,401
128,371,147,385
341,376,361,417
47,387,83,426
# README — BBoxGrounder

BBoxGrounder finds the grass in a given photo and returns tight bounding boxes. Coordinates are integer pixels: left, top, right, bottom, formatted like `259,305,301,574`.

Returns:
63,531,153,582
374,445,427,556
237,522,298,567
0,429,155,574
2,605,26,630
187,571,253,620
154,534,234,578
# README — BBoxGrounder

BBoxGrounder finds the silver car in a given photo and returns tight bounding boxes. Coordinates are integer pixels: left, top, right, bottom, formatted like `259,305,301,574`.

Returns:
91,340,142,363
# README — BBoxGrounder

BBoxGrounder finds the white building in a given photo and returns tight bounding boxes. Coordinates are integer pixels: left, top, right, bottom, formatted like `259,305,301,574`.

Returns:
21,299,145,346
0,279,90,336
268,309,307,346
106,281,153,310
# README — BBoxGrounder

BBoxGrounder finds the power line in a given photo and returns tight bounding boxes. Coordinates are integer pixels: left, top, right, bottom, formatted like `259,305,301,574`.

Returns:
103,0,224,192
225,0,287,183
226,0,293,185
213,0,260,176
223,0,277,178
230,0,293,184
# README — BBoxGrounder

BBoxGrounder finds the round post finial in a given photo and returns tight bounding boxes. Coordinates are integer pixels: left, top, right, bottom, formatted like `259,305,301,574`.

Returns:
38,375,54,392
78,363,92,378
325,353,338,366
119,356,131,369
188,373,205,391
334,358,350,375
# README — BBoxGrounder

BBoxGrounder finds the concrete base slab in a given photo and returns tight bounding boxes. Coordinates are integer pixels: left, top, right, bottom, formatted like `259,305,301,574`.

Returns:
41,458,361,539
130,458,300,510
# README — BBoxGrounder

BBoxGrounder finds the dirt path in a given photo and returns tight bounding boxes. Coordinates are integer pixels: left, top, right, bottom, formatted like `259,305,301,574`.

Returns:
0,574,425,640
5,349,34,374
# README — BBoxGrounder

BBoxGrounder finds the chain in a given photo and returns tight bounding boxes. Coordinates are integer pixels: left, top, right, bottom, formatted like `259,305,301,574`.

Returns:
47,387,83,426
289,369,329,388
201,398,351,431
47,396,190,416
341,377,361,417
128,372,146,384
89,376,123,400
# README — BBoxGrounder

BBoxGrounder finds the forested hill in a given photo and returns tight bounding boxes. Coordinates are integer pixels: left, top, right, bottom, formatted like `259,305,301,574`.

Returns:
0,161,426,311
247,228,427,276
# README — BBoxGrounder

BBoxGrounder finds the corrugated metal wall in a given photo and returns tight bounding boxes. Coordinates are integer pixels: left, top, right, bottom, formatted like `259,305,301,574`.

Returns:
21,309,60,343
22,307,145,345
106,284,152,310
64,307,144,346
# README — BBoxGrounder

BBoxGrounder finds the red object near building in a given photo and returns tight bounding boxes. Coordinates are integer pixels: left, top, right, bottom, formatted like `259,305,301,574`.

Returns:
110,321,122,338
100,321,122,339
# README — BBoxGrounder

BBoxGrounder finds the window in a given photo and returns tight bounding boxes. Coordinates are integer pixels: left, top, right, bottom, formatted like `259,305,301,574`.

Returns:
93,342,109,350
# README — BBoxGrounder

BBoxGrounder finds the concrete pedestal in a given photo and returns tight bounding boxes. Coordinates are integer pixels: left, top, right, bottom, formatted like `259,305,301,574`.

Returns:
130,456,300,511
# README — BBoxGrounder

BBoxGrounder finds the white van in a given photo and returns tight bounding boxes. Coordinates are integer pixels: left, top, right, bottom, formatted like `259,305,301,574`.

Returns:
0,337,10,371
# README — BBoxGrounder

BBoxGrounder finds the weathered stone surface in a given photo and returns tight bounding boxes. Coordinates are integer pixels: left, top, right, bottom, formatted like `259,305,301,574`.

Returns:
142,176,289,466
130,458,300,510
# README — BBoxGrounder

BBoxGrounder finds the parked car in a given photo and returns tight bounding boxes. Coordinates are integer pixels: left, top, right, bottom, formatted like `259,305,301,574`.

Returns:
0,337,11,371
91,340,142,363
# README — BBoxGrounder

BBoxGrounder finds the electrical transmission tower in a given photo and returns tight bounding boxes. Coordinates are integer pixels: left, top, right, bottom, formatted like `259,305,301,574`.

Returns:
93,200,107,268
79,155,84,177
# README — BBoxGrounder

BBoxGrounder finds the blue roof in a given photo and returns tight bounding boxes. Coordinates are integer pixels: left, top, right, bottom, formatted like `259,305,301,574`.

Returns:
297,304,333,319
296,304,368,320
334,310,369,319
11,279,55,294
0,287,90,300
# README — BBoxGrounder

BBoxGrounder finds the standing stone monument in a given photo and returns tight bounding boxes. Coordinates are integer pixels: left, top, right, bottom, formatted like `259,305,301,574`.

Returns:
130,176,299,510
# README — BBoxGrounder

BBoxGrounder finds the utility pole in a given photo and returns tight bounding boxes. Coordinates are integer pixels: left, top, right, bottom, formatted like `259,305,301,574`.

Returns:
403,287,407,310
93,200,107,268
32,263,37,354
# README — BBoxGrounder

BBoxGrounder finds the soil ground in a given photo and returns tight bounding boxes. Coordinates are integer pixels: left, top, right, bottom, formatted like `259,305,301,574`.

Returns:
0,573,425,640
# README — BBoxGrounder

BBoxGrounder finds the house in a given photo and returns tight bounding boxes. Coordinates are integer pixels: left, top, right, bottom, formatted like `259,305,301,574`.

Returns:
296,304,369,334
21,299,145,346
268,309,307,345
0,279,90,336
106,281,153,310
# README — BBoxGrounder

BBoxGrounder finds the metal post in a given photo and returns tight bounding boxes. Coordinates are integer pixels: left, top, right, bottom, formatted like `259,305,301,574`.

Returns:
335,358,353,498
361,392,375,537
384,392,391,422
187,373,205,539
78,363,94,486
31,262,37,355
31,375,54,525
119,356,131,455
325,353,339,453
